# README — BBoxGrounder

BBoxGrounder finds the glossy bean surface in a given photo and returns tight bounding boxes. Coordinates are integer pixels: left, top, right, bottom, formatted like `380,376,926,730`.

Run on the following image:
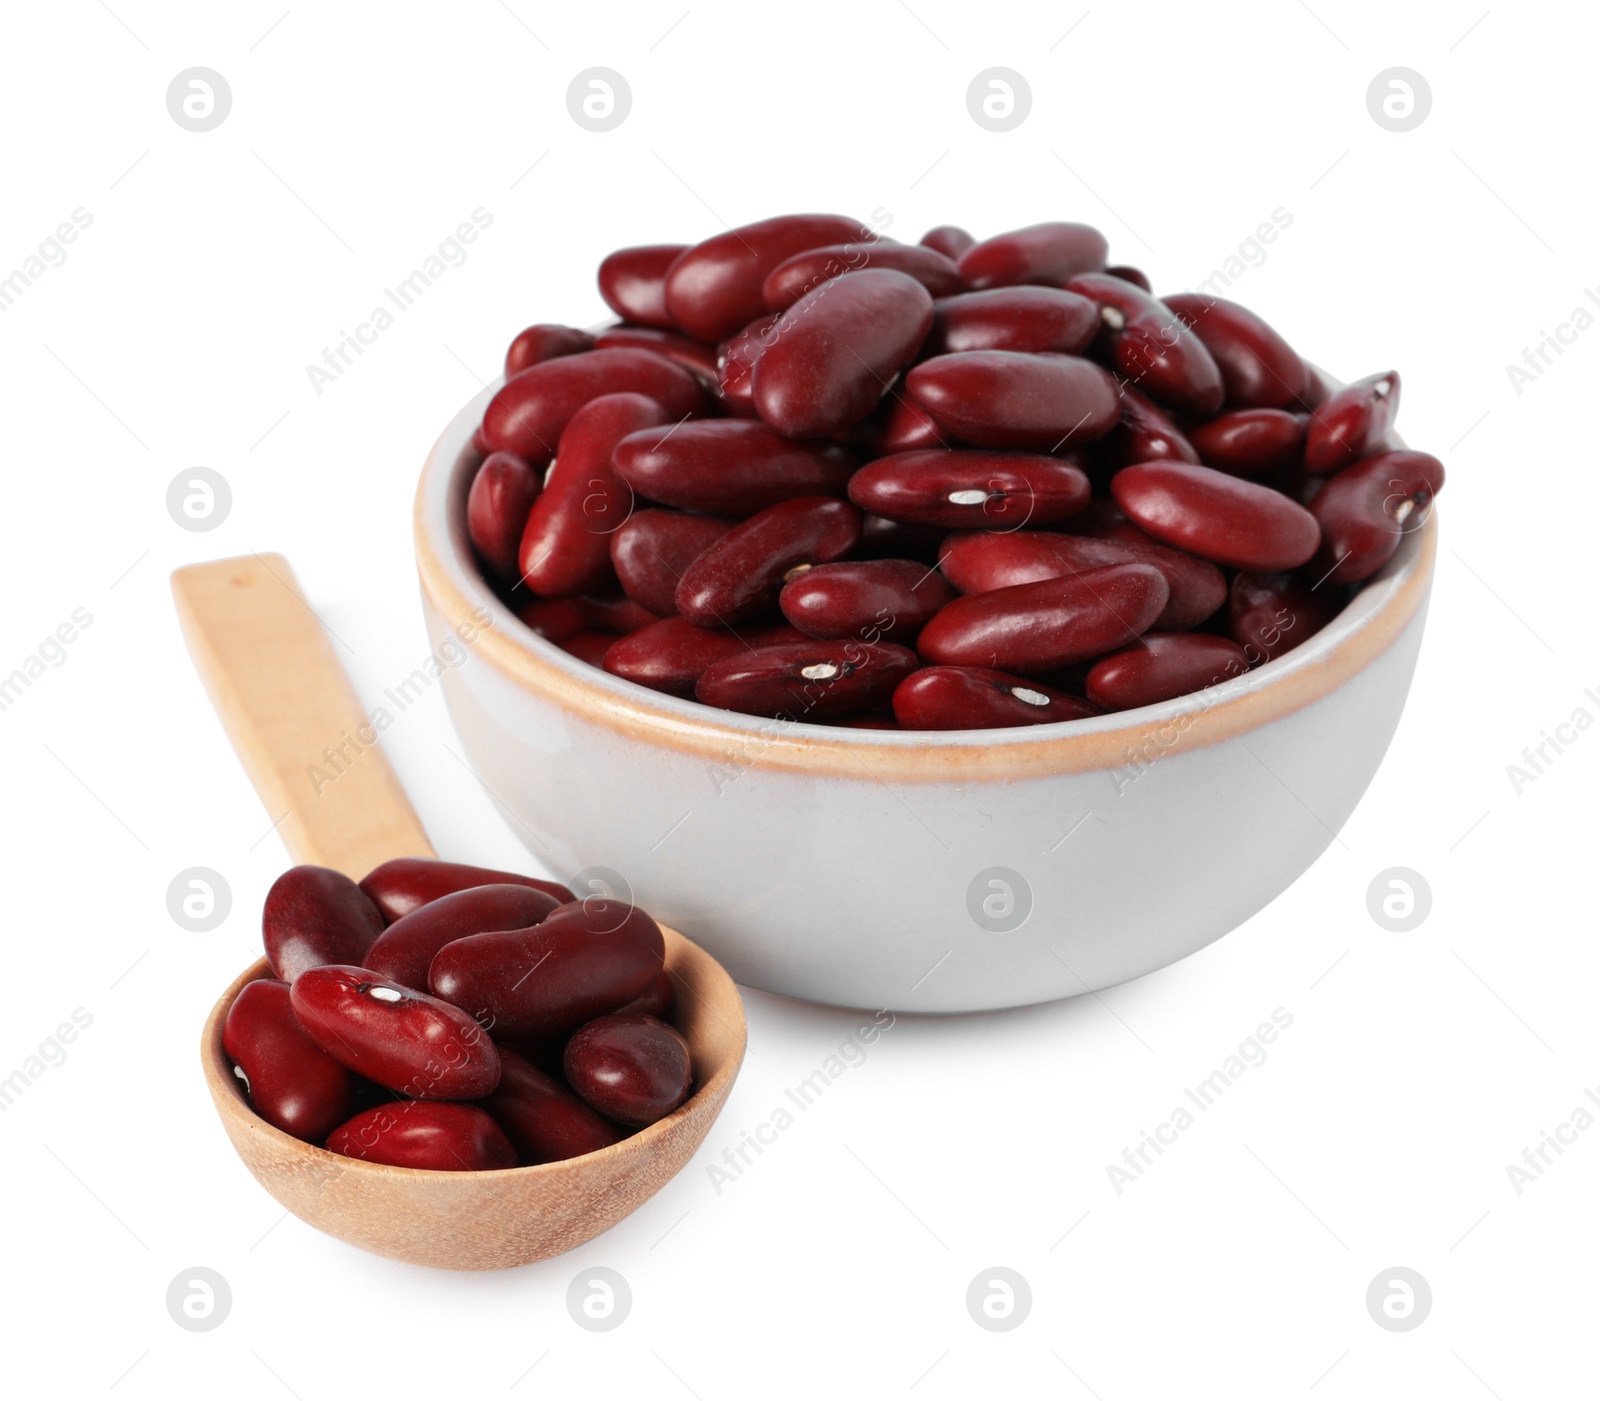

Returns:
892,666,1098,730
925,286,1100,357
676,496,862,626
557,631,619,667
1188,408,1304,476
224,979,358,1142
594,325,718,385
938,528,1225,631
696,640,919,719
1066,273,1225,416
753,270,934,438
858,393,951,453
665,213,868,342
906,351,1119,449
613,967,674,1019
1303,370,1400,474
519,392,669,598
263,865,385,982
1098,382,1200,466
715,314,777,414
429,899,666,1039
957,221,1109,289
364,885,561,993
564,1013,693,1128
1085,632,1251,711
359,857,574,923
505,324,595,378
597,244,686,329
291,965,502,1098
847,449,1090,528
1162,293,1304,408
779,560,953,641
1228,572,1342,663
762,242,960,311
325,1101,516,1171
603,617,806,698
1309,450,1444,584
609,510,735,616
613,419,855,516
916,562,1169,672
920,225,976,259
482,1049,622,1163
480,350,702,464
573,592,660,634
1105,265,1152,292
466,451,540,584
1111,461,1321,571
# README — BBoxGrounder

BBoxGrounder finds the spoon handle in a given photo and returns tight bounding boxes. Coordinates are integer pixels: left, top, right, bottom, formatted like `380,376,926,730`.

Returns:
172,552,434,876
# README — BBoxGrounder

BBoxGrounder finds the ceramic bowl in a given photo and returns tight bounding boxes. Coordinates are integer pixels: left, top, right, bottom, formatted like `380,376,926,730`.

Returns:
415,382,1436,1013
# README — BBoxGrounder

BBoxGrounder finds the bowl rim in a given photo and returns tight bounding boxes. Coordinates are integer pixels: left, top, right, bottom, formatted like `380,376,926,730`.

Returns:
414,377,1436,782
202,926,746,1181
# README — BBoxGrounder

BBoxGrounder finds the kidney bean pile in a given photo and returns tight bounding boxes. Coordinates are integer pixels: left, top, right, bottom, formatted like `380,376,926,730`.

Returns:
224,858,691,1171
465,214,1446,730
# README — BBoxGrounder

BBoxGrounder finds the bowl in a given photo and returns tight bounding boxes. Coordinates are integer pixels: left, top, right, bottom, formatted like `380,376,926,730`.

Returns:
201,926,745,1271
415,381,1436,1013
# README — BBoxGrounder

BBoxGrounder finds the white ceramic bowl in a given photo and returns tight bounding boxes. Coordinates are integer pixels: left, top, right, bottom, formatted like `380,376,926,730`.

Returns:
416,382,1436,1013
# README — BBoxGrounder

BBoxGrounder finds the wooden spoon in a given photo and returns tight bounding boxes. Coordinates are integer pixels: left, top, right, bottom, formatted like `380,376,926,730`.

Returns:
173,553,746,1270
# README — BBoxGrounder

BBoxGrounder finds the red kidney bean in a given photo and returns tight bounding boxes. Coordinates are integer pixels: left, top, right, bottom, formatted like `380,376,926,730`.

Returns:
697,640,920,719
715,313,777,414
610,510,736,616
428,899,666,1039
325,1101,517,1170
595,325,719,386
613,419,855,516
892,666,1099,730
1111,461,1321,571
1085,632,1251,711
1098,382,1200,466
598,244,687,330
665,213,869,342
291,965,502,1098
564,1013,693,1128
1188,408,1305,476
1066,273,1225,416
1228,572,1342,663
1105,265,1152,292
1162,294,1305,409
1296,360,1337,410
847,449,1090,529
572,591,660,634
858,392,951,453
482,1049,621,1163
1303,370,1401,474
917,562,1169,672
360,858,574,923
516,598,587,642
466,451,540,585
613,966,674,1019
920,225,976,260
753,269,934,438
676,496,862,625
519,392,669,598
480,349,703,464
558,631,620,667
224,979,358,1142
1066,497,1164,548
779,559,952,642
906,351,1120,449
925,286,1100,357
364,885,561,992
957,222,1109,290
263,866,385,982
762,242,961,312
472,423,491,455
505,324,595,378
1308,449,1444,584
938,529,1225,631
603,617,807,698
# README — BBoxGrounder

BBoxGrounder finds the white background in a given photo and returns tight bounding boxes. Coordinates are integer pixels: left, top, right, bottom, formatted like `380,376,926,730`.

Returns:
1,1,1595,1396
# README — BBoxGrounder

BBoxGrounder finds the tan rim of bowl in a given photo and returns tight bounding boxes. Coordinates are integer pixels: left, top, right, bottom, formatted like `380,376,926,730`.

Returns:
415,384,1437,784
